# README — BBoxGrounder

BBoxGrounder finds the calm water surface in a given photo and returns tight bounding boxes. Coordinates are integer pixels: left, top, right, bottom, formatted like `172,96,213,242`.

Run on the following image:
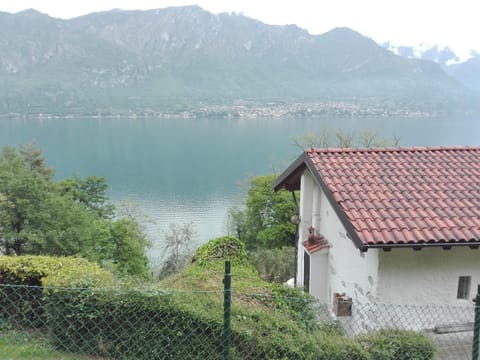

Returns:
0,116,478,268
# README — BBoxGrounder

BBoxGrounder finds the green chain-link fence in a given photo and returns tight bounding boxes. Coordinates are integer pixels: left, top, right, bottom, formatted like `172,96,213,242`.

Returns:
315,302,475,360
0,264,478,359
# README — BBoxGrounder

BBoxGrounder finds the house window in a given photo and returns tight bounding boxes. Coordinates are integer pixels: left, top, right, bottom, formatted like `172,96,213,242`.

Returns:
457,276,471,300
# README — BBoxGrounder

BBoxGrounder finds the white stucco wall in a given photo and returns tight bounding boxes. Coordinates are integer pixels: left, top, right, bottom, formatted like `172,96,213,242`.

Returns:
378,247,480,305
318,188,379,304
297,170,379,304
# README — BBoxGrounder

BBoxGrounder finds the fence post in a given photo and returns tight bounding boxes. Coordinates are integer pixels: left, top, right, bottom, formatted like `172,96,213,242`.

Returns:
472,284,480,360
223,260,232,360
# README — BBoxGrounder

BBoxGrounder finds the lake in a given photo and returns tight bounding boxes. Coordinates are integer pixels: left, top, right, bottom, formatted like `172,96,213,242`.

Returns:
0,115,478,269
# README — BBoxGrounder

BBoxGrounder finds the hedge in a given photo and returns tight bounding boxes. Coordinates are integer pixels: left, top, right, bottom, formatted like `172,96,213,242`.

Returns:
43,286,435,359
43,286,373,360
0,247,436,360
0,255,113,329
0,255,113,287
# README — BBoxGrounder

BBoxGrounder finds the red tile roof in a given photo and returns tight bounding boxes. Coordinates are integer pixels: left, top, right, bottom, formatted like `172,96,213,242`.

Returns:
275,146,480,250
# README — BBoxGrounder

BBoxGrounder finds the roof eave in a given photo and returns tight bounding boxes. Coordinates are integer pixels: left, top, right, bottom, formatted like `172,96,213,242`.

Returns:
272,152,309,192
273,151,367,251
366,241,480,251
304,158,367,251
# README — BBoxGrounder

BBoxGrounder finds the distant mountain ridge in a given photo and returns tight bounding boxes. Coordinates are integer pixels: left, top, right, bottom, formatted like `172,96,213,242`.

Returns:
0,6,477,116
382,42,480,92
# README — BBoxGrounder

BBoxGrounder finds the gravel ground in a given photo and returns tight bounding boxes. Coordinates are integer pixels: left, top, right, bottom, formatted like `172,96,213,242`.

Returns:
427,330,473,360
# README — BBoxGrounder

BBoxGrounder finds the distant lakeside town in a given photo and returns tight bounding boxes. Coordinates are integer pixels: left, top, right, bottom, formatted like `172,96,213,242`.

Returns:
0,101,462,120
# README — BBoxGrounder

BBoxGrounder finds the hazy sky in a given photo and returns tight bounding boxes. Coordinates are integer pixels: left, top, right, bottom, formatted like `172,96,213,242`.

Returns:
1,0,478,56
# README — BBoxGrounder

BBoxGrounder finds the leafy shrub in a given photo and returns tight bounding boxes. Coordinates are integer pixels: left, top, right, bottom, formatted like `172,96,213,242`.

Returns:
0,255,113,330
192,236,248,266
42,259,113,288
45,288,225,359
359,329,435,360
0,255,64,286
0,255,113,287
44,285,373,360
270,285,320,332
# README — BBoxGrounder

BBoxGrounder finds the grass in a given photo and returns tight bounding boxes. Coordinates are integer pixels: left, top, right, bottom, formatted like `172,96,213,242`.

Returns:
0,330,99,360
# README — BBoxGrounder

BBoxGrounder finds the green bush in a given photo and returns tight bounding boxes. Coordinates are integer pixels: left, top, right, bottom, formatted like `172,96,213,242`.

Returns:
0,255,113,287
44,285,373,360
0,255,113,330
359,329,435,360
45,288,224,359
42,260,114,288
192,235,248,266
0,255,64,286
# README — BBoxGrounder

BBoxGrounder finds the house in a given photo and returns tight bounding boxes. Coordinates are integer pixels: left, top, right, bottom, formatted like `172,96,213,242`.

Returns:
273,146,480,307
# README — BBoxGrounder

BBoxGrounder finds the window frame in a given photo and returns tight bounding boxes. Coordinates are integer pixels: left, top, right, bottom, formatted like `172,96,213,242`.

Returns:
457,275,472,300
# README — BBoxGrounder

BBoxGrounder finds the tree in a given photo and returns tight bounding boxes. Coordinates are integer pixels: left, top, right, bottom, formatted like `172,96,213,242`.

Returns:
159,222,196,278
18,142,55,179
229,174,297,251
56,175,114,219
292,127,400,150
0,144,149,278
109,218,149,279
0,146,53,255
37,195,111,257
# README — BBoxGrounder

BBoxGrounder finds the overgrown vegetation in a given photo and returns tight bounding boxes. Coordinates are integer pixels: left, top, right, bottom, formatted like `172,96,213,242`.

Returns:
359,329,436,360
227,174,297,283
0,143,149,278
154,236,435,359
0,238,435,359
249,246,295,283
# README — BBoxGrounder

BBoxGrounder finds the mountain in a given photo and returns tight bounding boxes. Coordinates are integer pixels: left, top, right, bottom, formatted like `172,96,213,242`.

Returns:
382,42,480,92
382,42,466,67
0,6,476,116
447,57,480,92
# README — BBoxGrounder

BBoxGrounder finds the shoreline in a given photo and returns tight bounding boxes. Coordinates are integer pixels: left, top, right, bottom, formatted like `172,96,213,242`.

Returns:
0,101,471,120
